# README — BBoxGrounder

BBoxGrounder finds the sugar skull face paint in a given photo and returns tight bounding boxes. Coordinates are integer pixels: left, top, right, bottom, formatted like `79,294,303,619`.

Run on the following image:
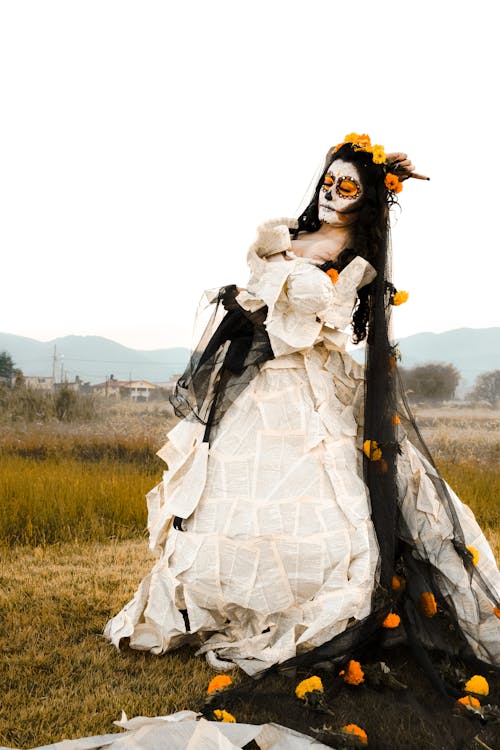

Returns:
318,158,364,221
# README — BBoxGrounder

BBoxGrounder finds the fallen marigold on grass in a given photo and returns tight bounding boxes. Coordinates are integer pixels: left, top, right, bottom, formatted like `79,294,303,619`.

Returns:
207,674,233,695
213,709,236,723
419,591,437,618
341,724,368,745
343,660,365,686
295,675,323,700
465,675,489,696
382,612,400,628
466,545,479,565
457,695,480,707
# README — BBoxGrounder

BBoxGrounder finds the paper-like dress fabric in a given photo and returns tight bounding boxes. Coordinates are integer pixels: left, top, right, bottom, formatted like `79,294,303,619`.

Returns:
104,219,500,676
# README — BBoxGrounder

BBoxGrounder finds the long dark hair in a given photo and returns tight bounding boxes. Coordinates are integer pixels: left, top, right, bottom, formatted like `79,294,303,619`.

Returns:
292,143,397,343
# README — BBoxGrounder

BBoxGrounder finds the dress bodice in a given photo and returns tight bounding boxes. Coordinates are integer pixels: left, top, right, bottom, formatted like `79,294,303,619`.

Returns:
236,218,376,357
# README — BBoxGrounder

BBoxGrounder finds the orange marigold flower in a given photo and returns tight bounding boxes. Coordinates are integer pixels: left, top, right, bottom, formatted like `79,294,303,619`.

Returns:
385,173,403,193
341,724,368,745
207,674,233,695
326,268,339,284
343,660,365,686
419,592,437,618
382,613,401,629
213,709,236,723
457,695,480,707
363,439,382,461
494,606,500,619
392,291,409,306
465,675,489,696
466,545,479,565
391,574,405,591
393,414,401,425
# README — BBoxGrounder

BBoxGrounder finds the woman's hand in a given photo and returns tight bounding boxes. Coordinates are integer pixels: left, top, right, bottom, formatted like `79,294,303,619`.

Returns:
386,152,429,181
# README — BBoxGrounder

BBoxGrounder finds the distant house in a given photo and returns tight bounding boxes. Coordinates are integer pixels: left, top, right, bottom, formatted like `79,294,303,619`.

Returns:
128,380,158,402
91,377,158,401
24,376,55,391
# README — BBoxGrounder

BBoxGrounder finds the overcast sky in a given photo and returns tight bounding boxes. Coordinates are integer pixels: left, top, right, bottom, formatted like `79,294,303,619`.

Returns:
1,0,499,353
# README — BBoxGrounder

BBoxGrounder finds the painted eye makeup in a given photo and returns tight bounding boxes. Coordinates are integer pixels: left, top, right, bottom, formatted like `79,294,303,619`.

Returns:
322,173,334,189
336,177,361,199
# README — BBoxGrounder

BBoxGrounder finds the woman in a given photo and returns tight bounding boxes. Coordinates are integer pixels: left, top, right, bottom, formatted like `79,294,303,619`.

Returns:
105,134,500,681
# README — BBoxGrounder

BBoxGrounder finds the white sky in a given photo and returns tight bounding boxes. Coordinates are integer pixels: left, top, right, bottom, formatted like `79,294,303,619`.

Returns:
1,0,499,351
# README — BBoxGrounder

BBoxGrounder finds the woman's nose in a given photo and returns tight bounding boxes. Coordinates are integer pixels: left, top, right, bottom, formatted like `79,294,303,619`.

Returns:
324,189,333,200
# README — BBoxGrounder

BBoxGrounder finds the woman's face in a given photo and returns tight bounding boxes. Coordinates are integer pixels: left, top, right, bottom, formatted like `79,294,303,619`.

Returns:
318,158,365,222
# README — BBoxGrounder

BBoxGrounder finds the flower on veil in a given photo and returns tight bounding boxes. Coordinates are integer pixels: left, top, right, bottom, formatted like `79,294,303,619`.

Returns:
419,592,437,618
363,440,382,461
464,675,489,697
457,695,481,708
391,574,405,591
295,675,324,701
341,724,368,745
207,674,233,695
466,545,479,565
382,613,401,629
391,290,409,306
213,709,236,722
340,660,365,686
494,607,500,619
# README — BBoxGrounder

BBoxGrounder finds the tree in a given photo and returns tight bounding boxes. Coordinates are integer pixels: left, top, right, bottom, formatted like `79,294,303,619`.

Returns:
400,363,461,403
0,351,15,384
470,370,500,405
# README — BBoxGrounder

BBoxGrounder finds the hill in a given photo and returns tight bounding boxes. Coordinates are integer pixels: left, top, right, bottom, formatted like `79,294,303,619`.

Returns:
1,327,498,388
0,333,190,384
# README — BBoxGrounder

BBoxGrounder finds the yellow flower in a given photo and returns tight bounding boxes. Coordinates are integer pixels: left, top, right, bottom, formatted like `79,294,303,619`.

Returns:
326,268,339,284
363,439,382,461
457,695,480,707
466,546,479,565
371,144,386,164
419,592,437,618
465,675,489,697
341,724,368,745
343,660,365,686
295,675,323,700
207,674,233,695
213,709,236,723
382,613,401,629
392,291,409,306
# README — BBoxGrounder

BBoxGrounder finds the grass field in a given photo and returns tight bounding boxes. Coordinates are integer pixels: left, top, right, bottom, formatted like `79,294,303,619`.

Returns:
0,405,499,749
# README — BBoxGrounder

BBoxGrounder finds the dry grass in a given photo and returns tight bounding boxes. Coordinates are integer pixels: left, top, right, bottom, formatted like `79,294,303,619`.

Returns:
0,405,499,749
0,541,215,748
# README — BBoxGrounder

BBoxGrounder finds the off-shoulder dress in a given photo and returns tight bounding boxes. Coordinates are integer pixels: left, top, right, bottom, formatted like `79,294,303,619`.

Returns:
104,219,500,676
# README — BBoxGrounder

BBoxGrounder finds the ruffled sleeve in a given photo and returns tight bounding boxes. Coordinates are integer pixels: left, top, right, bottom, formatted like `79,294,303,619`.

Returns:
236,219,376,357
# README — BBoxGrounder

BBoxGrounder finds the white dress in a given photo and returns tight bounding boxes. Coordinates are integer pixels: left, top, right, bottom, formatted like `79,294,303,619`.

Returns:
105,219,500,676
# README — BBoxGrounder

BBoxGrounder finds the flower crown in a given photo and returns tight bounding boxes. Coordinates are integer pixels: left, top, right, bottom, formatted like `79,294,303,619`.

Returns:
333,133,403,194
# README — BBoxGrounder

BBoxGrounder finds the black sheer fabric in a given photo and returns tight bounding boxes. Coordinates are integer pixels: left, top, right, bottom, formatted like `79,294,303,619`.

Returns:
170,285,273,444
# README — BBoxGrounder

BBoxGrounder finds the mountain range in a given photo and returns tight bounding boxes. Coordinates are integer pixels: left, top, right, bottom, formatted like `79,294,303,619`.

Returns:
1,328,499,390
